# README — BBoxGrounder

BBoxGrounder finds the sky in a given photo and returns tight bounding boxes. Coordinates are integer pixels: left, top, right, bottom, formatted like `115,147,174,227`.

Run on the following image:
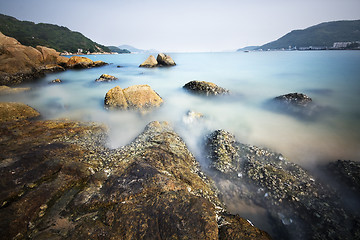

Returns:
1,0,360,52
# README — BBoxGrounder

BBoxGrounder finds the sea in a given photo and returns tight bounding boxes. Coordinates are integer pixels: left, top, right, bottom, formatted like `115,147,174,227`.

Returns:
1,50,360,236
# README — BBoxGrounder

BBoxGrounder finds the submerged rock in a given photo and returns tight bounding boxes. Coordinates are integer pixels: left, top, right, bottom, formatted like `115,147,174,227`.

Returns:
206,130,360,240
0,102,40,122
95,74,118,82
139,55,158,68
269,92,323,119
104,85,163,112
0,86,30,95
183,80,229,96
0,120,271,239
157,53,176,66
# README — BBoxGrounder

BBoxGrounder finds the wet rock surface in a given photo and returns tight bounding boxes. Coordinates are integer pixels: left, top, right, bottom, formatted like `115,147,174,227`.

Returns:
268,92,325,119
326,160,360,194
0,118,270,240
0,102,40,122
206,130,360,240
183,81,229,96
66,56,107,69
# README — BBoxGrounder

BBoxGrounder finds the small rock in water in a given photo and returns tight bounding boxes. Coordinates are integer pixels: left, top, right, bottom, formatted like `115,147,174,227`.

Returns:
96,74,118,82
49,78,62,84
183,80,229,96
182,110,204,124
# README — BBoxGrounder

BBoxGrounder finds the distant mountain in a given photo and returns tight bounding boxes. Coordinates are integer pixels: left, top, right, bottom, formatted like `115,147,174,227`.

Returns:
118,45,157,53
107,46,131,54
236,46,260,52
0,14,110,53
259,20,360,50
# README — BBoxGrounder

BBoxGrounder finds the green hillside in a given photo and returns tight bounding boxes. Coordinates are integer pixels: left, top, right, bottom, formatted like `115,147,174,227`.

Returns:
0,14,110,53
107,46,131,53
259,20,360,50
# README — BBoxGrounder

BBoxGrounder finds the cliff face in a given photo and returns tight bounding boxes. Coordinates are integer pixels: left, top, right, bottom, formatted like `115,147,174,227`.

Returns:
0,111,271,240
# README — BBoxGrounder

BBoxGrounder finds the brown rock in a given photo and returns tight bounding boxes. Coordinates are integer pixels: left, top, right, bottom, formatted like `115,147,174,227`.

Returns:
123,84,163,111
104,86,128,109
139,55,158,68
66,56,94,69
36,46,60,63
49,79,62,84
104,85,163,112
0,102,40,122
0,86,30,95
157,53,176,66
56,56,70,66
39,64,65,73
96,74,118,82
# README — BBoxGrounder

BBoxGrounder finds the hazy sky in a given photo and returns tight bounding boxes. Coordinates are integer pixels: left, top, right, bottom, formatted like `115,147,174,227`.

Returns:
1,0,360,52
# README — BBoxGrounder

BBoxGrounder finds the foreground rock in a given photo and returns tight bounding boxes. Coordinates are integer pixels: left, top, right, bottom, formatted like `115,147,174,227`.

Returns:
206,130,360,240
326,160,360,194
0,102,40,122
269,92,323,119
156,53,176,66
0,86,30,95
0,32,107,85
0,119,271,239
95,74,118,82
139,53,176,68
183,80,229,96
104,85,163,112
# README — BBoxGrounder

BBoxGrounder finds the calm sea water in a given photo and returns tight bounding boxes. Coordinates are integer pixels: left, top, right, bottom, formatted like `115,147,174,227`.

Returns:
3,51,359,168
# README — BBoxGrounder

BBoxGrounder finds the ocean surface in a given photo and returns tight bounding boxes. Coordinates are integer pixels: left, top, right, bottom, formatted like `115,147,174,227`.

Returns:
2,50,360,237
3,51,360,167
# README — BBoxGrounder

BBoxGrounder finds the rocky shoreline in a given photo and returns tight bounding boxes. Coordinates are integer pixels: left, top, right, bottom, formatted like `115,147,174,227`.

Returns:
1,32,359,239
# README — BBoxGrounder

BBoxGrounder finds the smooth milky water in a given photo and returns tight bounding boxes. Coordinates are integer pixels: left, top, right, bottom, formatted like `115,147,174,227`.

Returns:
2,51,360,169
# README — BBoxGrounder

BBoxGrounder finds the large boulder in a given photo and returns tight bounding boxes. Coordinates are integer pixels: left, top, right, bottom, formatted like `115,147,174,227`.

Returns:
36,46,60,63
156,53,176,66
0,32,107,85
0,120,271,240
66,56,94,69
104,86,128,109
0,32,44,85
123,84,163,110
66,56,107,69
183,80,229,96
0,102,40,122
104,85,163,112
139,55,158,68
206,130,360,240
